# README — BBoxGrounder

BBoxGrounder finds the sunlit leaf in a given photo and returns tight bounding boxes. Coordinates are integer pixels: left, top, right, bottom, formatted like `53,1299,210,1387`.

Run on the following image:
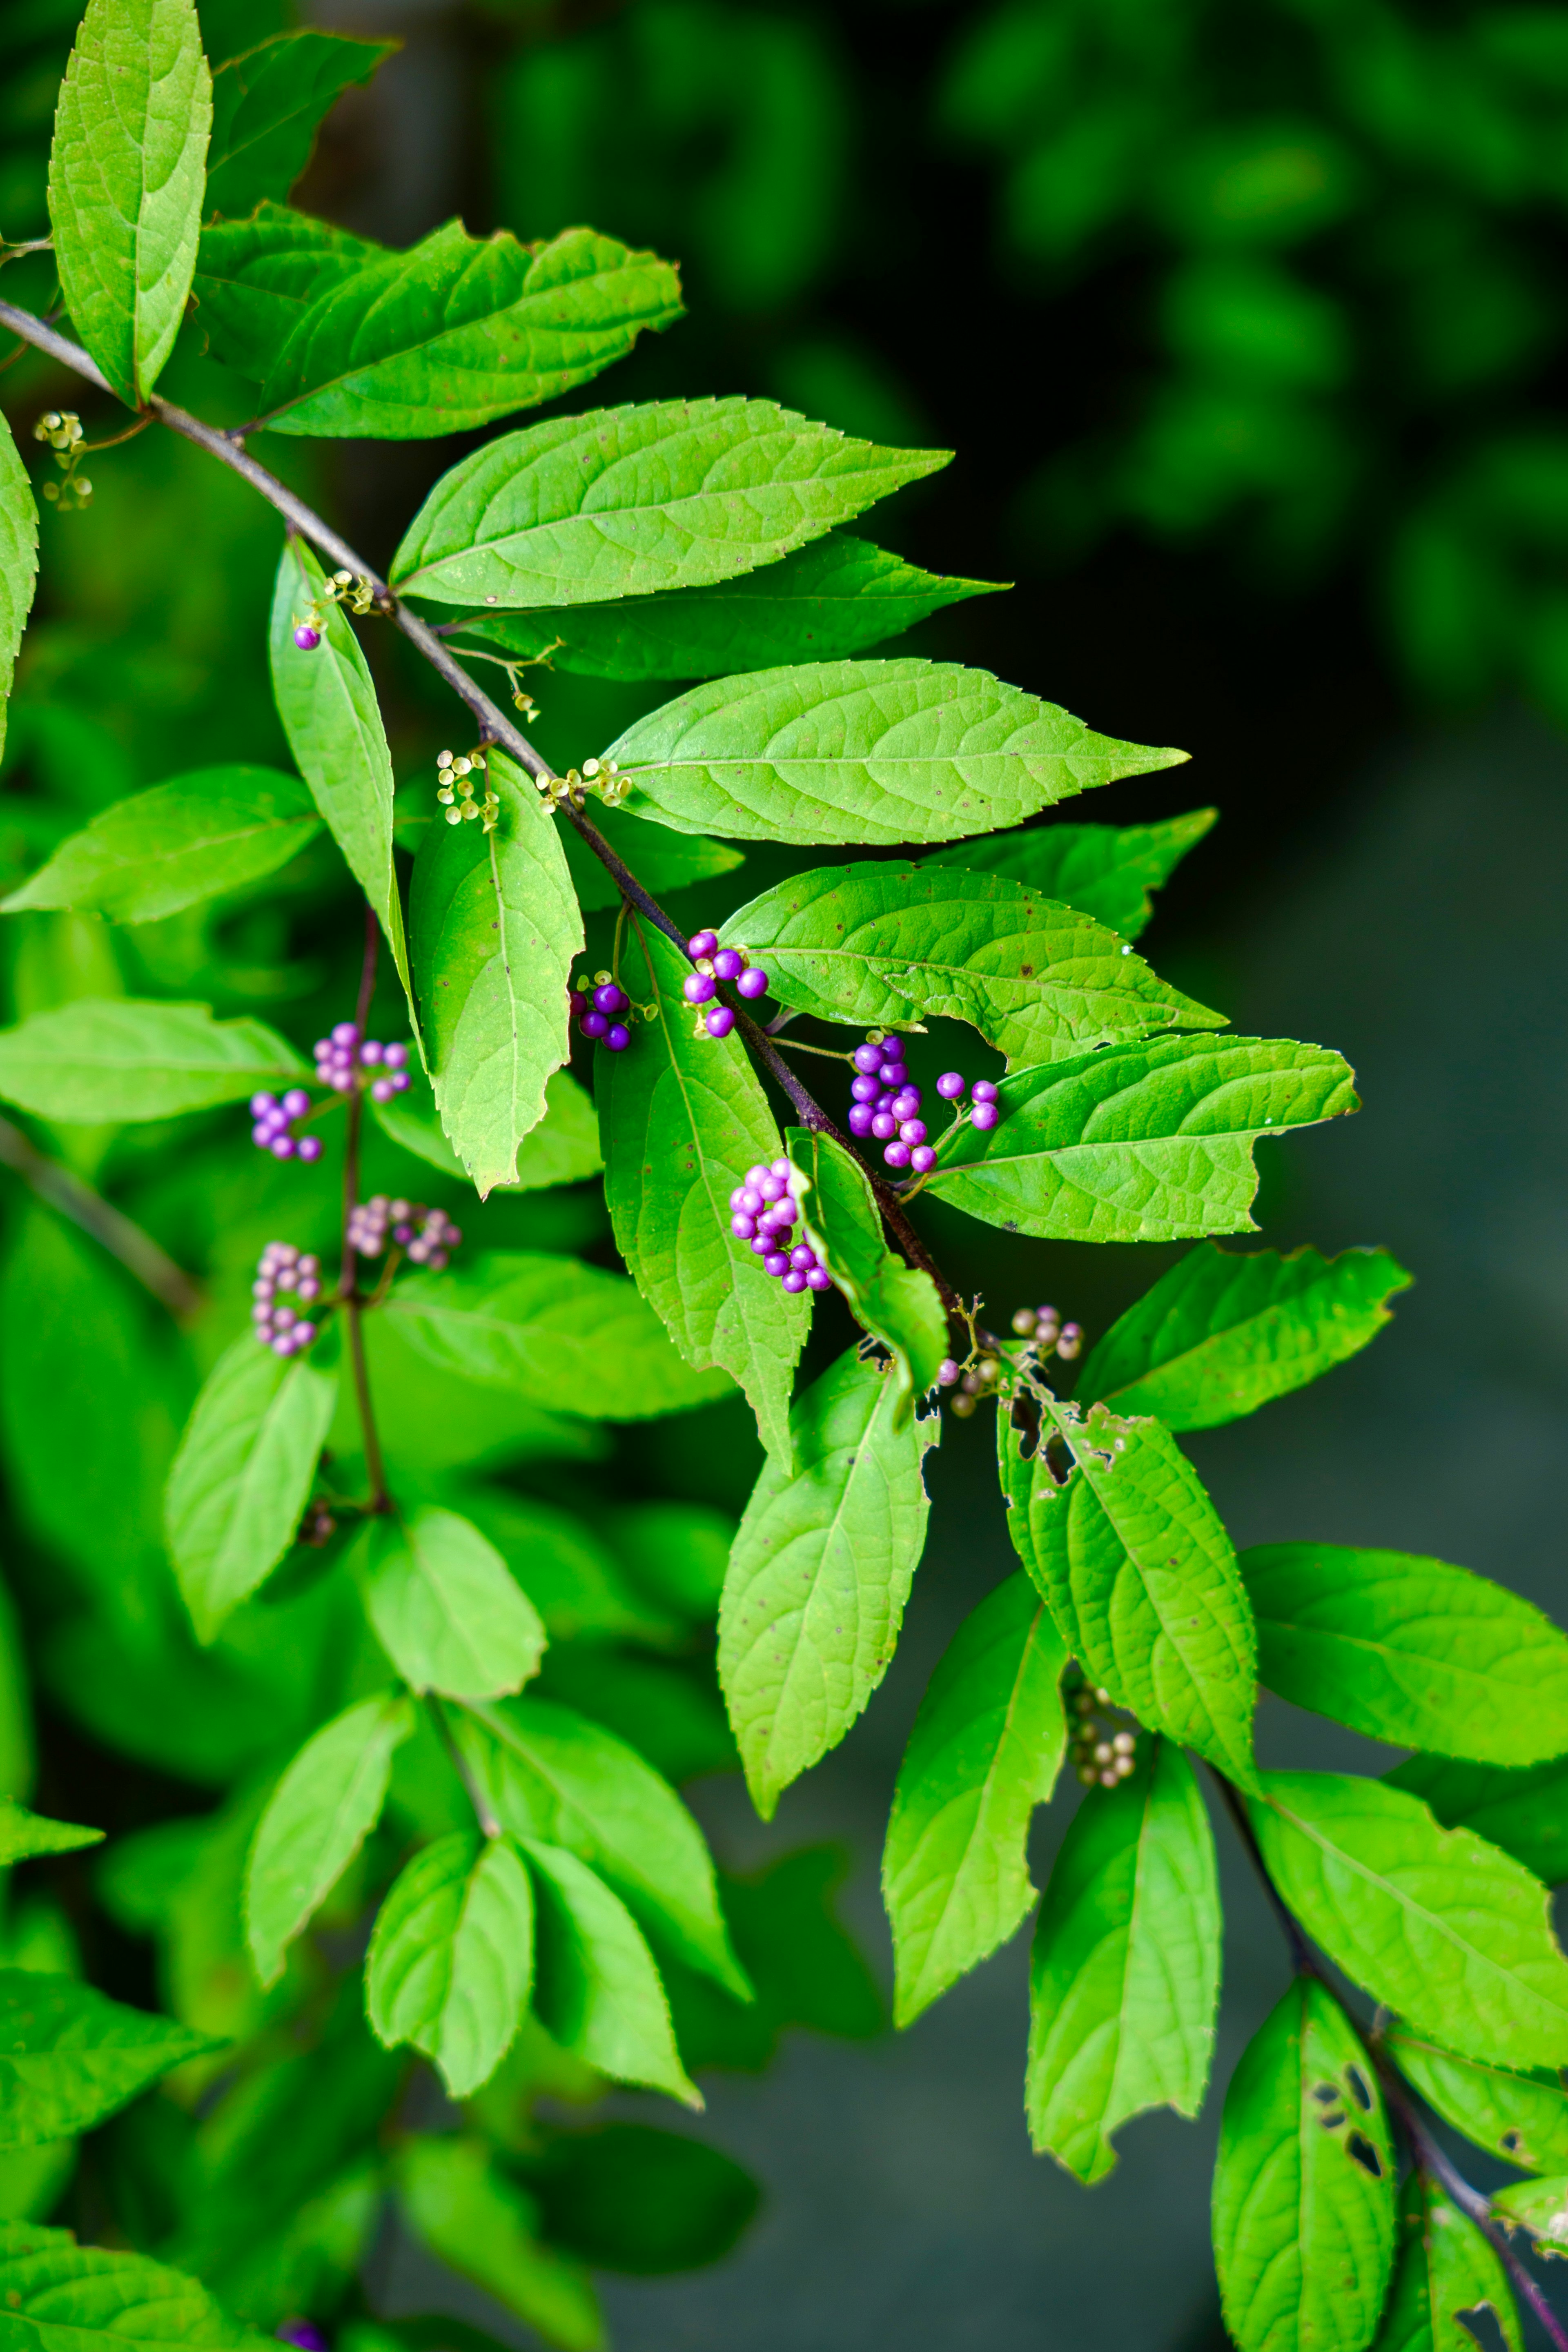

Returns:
1384,2023,1568,2175
786,1124,947,1410
366,1831,533,2097
357,1506,546,1702
1374,2174,1521,2352
0,1973,217,2150
0,997,307,1121
0,2222,270,2351
924,809,1217,940
523,1841,700,2107
245,1692,413,1988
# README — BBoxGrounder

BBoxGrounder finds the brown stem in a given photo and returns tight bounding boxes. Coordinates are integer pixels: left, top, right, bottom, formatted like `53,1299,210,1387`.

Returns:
342,903,390,1513
0,1114,203,1319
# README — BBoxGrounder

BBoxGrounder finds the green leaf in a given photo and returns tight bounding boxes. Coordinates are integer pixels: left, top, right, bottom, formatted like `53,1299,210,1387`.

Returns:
267,539,412,1013
718,1346,938,1819
1489,2174,1568,2259
365,1831,534,2097
1212,1976,1394,2352
47,0,212,405
1243,1545,1568,1764
608,657,1188,847
1025,1739,1220,2181
357,1506,546,1701
883,1573,1067,2027
1248,1771,1568,2068
1386,1755,1568,1886
451,1695,746,1998
0,2222,270,2351
724,862,1222,1065
409,751,581,1198
245,1691,413,1988
193,203,379,383
1077,1243,1412,1428
206,32,394,219
0,1973,217,2149
1011,1394,1259,1787
394,2136,602,2352
0,415,39,768
596,920,807,1459
924,809,1217,941
523,1840,699,2107
371,1060,598,1189
393,400,947,608
1375,2176,1521,2352
0,997,307,1122
526,2123,760,2275
387,1250,731,1422
452,533,1005,680
924,1033,1359,1241
1383,2023,1568,2174
559,802,743,915
785,1125,947,1410
2,767,322,924
0,1806,100,1867
220,220,682,437
164,1336,338,1642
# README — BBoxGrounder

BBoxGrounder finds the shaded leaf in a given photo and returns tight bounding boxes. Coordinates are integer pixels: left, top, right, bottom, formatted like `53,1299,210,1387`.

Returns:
0,997,307,1122
523,1841,699,2107
0,415,39,767
358,1506,546,1701
526,2123,760,2276
366,1831,533,2097
206,32,394,218
193,203,378,383
0,1806,100,1868
1386,1755,1568,1887
394,2136,602,2352
924,808,1217,940
786,1124,947,1410
0,1973,217,2150
0,2222,269,2351
1374,2175,1521,2352
245,1693,413,1988
560,802,743,915
2,767,322,924
1383,2023,1568,2175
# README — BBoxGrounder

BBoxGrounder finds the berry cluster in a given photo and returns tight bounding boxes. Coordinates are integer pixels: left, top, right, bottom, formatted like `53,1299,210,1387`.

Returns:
33,409,90,509
435,748,500,832
844,1035,1003,1175
947,1348,1005,1419
314,1024,412,1102
684,930,769,1040
1010,1302,1083,1360
346,1196,462,1268
1067,1677,1140,1788
292,568,375,650
570,972,633,1053
731,1159,832,1292
250,1087,321,1163
252,1244,323,1355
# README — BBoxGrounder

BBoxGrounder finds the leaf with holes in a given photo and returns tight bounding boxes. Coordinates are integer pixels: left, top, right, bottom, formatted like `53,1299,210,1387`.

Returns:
205,32,394,218
357,1506,546,1701
0,2222,272,2351
1212,1977,1394,2352
0,1973,219,2150
1489,2175,1568,2263
0,998,307,1123
1383,2024,1568,2175
523,1841,699,2107
366,1831,534,2097
924,809,1217,940
884,1573,1067,2027
1386,1756,1568,1888
245,1690,413,1987
1377,2174,1521,2352
0,415,38,766
2,767,323,924
785,1125,947,1412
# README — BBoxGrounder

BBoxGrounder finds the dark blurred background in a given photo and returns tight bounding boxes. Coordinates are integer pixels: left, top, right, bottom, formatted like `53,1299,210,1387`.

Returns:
6,0,1568,2342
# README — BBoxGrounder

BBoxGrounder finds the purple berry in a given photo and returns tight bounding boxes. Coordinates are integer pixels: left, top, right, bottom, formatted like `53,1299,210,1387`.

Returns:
789,1243,816,1270
884,1139,911,1169
851,1074,880,1104
252,1123,272,1147
871,1111,898,1141
593,982,628,1016
688,930,718,959
282,1087,311,1118
684,972,717,1005
763,1252,789,1278
852,1043,883,1075
806,1265,833,1290
384,1042,409,1069
937,1358,960,1386
892,1091,921,1121
733,1214,757,1239
332,1021,358,1046
604,1024,631,1051
910,1144,936,1173
739,1187,763,1215
848,1102,874,1136
936,1071,965,1100
736,965,768,999
769,1198,797,1230
782,1269,808,1292
712,947,745,982
298,1136,323,1163
581,1010,609,1040
745,1164,768,1189
971,1080,999,1104
706,1007,735,1039
729,1186,748,1210
278,2325,330,2352
294,1323,316,1347
880,1062,908,1091
900,1119,927,1145
758,1173,785,1203
971,1100,1000,1131
250,1091,277,1116
293,624,321,651
750,1235,771,1256
360,1040,383,1066
392,1069,410,1092
371,1078,395,1102
271,1135,297,1159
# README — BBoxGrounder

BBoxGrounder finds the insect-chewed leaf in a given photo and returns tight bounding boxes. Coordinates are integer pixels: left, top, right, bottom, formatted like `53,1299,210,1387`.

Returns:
1490,2174,1568,2262
164,1334,338,1642
205,31,395,218
1242,1544,1568,1764
561,803,744,914
1383,2023,1568,2174
387,1249,731,1421
1026,1739,1219,2182
1376,2174,1522,2352
394,2134,603,2350
0,1971,218,2150
392,400,947,607
0,2222,272,2352
0,997,307,1123
786,1126,947,1412
606,657,1187,847
1212,1977,1394,2352
0,415,38,766
366,1830,534,2097
245,1690,414,1988
1,766,323,924
924,1033,1359,1240
924,809,1217,940
597,921,807,1459
1386,1755,1568,1887
193,203,380,381
1016,1395,1258,1787
1077,1243,1411,1428
454,533,1004,680
721,863,1222,1065
356,1506,546,1701
883,1572,1067,2027
451,1694,748,1998
719,1346,938,1820
410,751,581,1197
268,540,414,1016
47,0,212,405
523,1840,700,2107
0,1803,100,1867
1248,1771,1568,2068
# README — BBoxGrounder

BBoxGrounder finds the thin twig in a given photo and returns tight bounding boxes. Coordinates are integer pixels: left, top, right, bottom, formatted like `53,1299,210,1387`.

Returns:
341,903,390,1513
0,1114,203,1319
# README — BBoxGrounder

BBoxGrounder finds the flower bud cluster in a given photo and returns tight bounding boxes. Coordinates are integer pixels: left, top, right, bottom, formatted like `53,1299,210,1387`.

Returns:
1067,1676,1140,1788
683,929,768,1040
252,1243,322,1354
292,569,376,650
346,1196,462,1269
33,410,90,508
730,1158,831,1292
436,748,500,833
314,1024,412,1103
570,971,635,1054
533,755,630,813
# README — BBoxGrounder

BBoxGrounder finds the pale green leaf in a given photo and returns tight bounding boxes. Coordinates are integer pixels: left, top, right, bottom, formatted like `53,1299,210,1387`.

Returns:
924,1033,1359,1241
1489,2174,1568,2260
47,0,212,405
718,1346,938,1819
523,1840,699,2107
394,2135,602,2352
608,657,1188,847
1078,1243,1410,1428
458,1486,684,1649
2,767,322,925
1026,1739,1220,2181
0,1973,216,2150
387,1249,731,1421
1243,1545,1568,1764
1386,1755,1568,1887
1374,2175,1521,2352
1383,2023,1568,2174
1248,1771,1568,2069
724,862,1221,1065
0,416,39,768
785,1125,947,1410
410,752,581,1197
366,1831,533,2096
924,808,1217,940
392,399,947,606
370,1061,600,1190
0,997,307,1122
453,532,1004,679
193,203,377,383
1212,1977,1394,2352
0,1806,100,1868
560,801,743,915
884,1573,1067,2027
165,1335,337,1642
597,920,807,1458
357,1505,546,1701
245,1691,413,1988
0,2222,270,2352
206,32,394,219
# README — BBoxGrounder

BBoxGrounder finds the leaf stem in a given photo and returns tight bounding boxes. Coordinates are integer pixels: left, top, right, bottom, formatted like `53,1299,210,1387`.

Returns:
0,1114,203,1319
342,902,390,1514
426,1695,501,1838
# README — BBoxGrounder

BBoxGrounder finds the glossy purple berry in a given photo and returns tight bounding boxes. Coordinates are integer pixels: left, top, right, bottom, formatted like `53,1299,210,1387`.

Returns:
769,1198,797,1230
900,1118,927,1145
852,1042,883,1075
298,1136,323,1163
282,1087,311,1118
360,1040,383,1066
848,1102,874,1136
706,1006,735,1039
684,971,717,1004
733,1213,757,1238
739,1187,763,1215
806,1264,832,1290
880,1062,908,1091
580,1009,608,1040
758,1173,785,1203
892,1091,921,1121
851,1074,880,1103
937,1357,960,1385
250,1091,277,1117
750,1234,771,1256
252,1122,272,1147
971,1100,1000,1131
884,1138,911,1169
736,965,768,999
789,1243,816,1270
370,1078,395,1102
910,1144,936,1173
782,1268,808,1292
764,1251,789,1277
384,1042,409,1069
936,1071,965,1100
278,2326,330,2352
594,981,628,1017
871,1111,898,1141
271,1135,297,1159
971,1080,999,1104
604,1023,631,1051
712,947,745,982
687,929,718,959
293,624,321,651
332,1021,357,1046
